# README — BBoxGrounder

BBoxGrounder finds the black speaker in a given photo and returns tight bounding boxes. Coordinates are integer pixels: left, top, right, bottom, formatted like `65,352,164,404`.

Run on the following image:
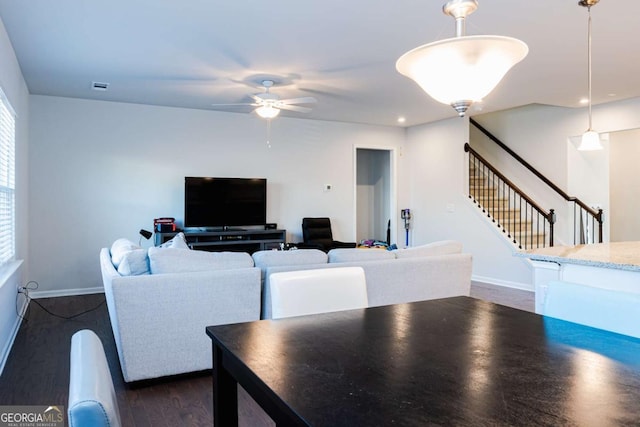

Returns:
265,223,277,230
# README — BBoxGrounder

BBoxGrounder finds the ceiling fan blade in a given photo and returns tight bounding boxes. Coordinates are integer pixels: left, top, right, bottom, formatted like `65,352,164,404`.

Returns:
277,104,312,113
210,103,255,107
279,96,317,105
249,94,265,104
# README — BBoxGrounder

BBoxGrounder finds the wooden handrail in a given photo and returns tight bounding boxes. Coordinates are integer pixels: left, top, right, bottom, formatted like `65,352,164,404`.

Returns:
470,118,602,219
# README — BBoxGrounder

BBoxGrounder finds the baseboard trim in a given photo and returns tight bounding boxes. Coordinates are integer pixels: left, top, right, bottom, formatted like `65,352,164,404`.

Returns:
0,296,27,376
29,286,104,299
472,274,533,292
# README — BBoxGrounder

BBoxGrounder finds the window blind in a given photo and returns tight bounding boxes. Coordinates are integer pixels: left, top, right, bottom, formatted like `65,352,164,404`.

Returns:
0,88,16,267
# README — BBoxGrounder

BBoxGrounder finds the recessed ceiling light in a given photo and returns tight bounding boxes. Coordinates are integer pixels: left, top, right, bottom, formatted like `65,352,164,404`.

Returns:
579,97,589,104
91,81,109,91
608,93,616,97
397,117,406,124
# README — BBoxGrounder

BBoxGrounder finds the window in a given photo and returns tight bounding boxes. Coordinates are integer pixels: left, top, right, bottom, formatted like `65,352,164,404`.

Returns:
0,87,16,267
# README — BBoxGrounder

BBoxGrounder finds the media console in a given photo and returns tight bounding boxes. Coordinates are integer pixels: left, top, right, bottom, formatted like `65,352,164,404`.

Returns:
154,229,286,253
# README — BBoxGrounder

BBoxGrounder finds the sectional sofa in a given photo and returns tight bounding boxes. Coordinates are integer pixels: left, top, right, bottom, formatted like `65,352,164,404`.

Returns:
253,242,472,319
99,235,472,382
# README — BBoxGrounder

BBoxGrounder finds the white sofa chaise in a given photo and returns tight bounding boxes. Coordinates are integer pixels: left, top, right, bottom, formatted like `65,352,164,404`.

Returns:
100,241,261,383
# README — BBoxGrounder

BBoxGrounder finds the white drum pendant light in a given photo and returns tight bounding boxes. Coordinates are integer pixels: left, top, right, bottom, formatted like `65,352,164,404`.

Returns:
396,0,528,117
577,0,603,151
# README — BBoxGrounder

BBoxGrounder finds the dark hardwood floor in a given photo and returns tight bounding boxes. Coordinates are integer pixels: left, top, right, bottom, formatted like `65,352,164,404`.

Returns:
0,283,533,427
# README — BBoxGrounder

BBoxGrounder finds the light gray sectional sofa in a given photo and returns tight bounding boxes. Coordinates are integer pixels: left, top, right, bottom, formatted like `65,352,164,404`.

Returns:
254,240,472,319
99,236,471,382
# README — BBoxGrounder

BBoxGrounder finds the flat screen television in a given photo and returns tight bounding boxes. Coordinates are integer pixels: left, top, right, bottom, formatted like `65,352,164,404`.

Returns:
184,177,267,229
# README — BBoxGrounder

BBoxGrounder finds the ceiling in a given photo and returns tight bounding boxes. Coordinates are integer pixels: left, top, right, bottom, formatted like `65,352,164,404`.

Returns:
1,0,638,127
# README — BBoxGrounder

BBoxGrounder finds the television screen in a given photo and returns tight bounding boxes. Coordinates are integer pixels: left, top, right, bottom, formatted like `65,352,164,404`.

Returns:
184,177,267,228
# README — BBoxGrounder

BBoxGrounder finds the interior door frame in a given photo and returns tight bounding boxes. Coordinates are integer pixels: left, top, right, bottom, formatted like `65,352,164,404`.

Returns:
353,145,398,246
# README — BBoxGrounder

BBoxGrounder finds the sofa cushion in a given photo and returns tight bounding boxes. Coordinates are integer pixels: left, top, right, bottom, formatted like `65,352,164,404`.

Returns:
158,232,190,249
252,249,328,269
110,238,141,268
117,249,150,276
393,240,463,259
148,247,254,274
328,248,396,263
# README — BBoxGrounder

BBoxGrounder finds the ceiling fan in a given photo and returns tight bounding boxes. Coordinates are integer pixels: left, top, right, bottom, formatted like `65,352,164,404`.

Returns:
211,80,317,119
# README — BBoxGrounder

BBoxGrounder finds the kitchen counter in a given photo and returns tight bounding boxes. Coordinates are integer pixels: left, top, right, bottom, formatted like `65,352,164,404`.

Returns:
516,242,640,313
517,241,640,272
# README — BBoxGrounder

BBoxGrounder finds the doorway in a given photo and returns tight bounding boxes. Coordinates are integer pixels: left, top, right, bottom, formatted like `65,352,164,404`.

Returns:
355,147,395,245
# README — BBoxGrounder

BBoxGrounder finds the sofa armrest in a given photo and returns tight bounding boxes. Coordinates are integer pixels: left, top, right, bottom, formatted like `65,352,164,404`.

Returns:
105,267,260,382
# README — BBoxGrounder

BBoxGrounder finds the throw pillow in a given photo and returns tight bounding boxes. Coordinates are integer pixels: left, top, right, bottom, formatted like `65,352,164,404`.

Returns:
158,232,190,250
110,238,141,268
117,248,150,276
393,240,462,259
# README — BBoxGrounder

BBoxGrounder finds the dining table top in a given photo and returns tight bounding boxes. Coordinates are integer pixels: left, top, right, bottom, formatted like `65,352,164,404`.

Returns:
207,296,640,426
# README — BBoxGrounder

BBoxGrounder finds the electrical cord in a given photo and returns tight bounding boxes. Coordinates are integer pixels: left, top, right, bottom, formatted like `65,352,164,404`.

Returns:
16,280,106,321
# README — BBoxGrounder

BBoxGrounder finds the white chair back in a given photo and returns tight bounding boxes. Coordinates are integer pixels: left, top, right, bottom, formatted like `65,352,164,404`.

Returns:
68,329,122,427
270,267,368,319
542,280,640,339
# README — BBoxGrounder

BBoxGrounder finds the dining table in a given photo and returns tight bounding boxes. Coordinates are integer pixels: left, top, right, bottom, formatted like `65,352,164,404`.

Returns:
206,296,640,426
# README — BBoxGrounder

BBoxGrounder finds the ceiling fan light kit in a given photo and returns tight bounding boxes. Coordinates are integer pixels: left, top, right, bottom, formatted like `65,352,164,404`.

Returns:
396,0,528,117
577,0,603,151
256,104,280,119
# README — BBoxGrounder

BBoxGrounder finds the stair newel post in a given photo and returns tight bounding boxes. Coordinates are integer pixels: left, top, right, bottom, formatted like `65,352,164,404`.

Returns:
597,208,603,243
548,209,556,247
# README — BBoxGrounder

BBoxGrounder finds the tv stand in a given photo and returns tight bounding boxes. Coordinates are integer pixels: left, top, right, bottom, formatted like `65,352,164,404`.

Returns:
154,229,286,254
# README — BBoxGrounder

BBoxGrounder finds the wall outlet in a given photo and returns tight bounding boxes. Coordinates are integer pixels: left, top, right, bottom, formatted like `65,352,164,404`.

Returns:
446,203,455,213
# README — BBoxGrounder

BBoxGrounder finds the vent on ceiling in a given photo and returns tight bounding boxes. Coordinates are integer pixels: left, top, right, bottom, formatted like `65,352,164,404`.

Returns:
91,81,109,91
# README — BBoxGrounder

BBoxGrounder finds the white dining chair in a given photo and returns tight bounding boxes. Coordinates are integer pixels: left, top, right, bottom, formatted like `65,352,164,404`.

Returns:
68,329,122,427
269,267,368,319
542,280,640,339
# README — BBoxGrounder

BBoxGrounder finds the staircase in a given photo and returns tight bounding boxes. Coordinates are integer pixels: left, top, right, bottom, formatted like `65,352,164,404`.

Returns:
468,160,551,249
466,118,604,249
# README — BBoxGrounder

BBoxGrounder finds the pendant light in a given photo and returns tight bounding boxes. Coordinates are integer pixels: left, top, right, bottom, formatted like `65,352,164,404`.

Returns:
577,0,603,151
396,0,528,117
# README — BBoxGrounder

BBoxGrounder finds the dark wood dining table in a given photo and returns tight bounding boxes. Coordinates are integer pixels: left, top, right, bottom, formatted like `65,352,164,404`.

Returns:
206,296,640,426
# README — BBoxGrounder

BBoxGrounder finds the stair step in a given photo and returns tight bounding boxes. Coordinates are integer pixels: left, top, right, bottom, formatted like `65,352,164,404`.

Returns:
511,230,547,241
486,208,521,219
470,187,498,197
471,195,510,207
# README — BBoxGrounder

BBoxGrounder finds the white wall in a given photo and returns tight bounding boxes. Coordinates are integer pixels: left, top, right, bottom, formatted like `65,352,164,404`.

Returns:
406,117,533,289
610,128,640,241
28,95,405,294
0,16,29,373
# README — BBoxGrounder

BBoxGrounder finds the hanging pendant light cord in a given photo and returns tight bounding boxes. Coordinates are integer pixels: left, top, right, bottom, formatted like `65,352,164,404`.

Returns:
587,5,593,131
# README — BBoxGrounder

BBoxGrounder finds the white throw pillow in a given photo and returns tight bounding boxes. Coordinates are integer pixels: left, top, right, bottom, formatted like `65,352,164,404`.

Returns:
117,248,150,276
158,232,190,250
393,240,463,259
148,246,254,274
110,238,141,268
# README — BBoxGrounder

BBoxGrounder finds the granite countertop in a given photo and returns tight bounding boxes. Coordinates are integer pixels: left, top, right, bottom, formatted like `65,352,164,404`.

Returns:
516,241,640,272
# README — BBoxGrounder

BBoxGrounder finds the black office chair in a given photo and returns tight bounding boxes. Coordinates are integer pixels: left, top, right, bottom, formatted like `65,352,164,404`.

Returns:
301,217,357,252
